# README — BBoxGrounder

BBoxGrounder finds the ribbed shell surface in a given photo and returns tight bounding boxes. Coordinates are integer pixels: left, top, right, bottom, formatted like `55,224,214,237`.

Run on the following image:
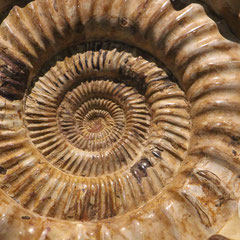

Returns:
0,0,239,240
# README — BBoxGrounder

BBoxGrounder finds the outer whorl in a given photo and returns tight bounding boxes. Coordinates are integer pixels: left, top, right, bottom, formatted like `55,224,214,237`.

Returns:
0,0,239,240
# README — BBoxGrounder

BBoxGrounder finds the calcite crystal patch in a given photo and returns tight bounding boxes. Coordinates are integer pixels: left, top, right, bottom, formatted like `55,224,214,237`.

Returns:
0,0,239,239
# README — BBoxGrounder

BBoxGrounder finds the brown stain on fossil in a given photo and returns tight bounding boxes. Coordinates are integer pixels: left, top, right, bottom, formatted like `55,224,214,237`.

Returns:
0,51,29,100
0,0,239,239
208,235,230,240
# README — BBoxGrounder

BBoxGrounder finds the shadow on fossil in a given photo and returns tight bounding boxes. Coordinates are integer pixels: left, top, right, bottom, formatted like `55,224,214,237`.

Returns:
0,0,239,239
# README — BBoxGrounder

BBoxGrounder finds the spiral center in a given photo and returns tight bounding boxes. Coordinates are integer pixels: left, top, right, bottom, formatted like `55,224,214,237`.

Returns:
86,116,106,133
80,110,114,135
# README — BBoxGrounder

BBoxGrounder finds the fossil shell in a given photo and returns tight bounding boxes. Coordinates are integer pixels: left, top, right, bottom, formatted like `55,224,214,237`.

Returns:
0,0,239,239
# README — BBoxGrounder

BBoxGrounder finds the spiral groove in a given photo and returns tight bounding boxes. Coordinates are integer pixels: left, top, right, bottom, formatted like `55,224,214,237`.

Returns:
26,77,152,176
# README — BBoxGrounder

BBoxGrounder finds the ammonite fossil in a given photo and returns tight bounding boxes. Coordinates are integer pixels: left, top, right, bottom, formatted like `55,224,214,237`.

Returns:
0,0,239,239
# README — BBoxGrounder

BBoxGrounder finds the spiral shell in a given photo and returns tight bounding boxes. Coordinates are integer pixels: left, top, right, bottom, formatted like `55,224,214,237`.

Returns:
0,0,239,239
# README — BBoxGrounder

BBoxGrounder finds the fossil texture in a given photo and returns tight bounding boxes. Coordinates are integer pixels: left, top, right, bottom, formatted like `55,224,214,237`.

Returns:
0,0,239,239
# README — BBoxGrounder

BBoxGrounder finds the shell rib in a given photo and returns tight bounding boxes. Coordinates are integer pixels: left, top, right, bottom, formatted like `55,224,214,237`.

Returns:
0,0,239,239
